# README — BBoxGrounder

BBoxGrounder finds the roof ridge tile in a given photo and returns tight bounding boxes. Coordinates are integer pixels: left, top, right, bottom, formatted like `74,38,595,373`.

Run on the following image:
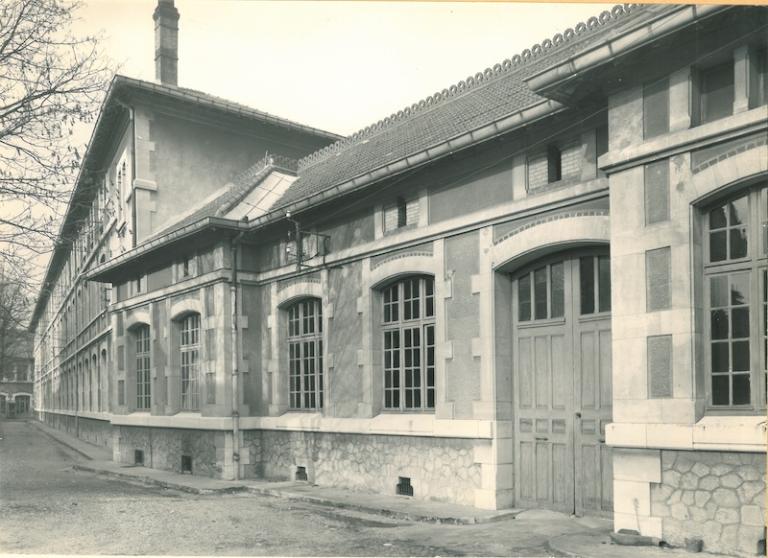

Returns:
297,3,641,170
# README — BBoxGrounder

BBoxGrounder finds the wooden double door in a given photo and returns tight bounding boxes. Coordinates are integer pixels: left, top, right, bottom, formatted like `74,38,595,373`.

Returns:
512,250,613,516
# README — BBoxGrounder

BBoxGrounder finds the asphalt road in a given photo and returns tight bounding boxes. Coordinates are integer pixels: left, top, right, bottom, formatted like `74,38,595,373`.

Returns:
0,419,585,556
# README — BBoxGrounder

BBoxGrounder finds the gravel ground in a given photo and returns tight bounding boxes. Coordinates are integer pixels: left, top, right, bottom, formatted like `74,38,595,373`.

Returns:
0,420,587,556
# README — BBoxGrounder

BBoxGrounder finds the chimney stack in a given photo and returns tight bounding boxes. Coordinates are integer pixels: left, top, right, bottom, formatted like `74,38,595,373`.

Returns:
153,0,180,86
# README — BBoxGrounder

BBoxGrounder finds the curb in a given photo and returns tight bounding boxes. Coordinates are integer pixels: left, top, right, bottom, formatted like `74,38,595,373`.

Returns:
29,421,95,461
72,463,249,495
244,485,520,525
71,457,518,525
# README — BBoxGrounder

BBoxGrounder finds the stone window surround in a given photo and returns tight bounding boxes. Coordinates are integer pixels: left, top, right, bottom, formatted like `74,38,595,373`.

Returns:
361,251,445,418
268,278,326,415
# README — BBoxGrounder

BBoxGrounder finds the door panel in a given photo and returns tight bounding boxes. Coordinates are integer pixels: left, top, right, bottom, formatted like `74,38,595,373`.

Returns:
513,252,613,516
573,306,613,516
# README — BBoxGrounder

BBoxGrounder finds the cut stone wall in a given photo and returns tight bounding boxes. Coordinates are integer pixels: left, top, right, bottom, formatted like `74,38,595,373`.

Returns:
114,426,224,478
651,450,766,556
40,412,113,450
243,430,482,506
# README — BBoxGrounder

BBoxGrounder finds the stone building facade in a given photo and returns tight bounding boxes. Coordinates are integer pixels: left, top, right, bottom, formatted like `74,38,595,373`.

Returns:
31,2,766,555
0,330,34,418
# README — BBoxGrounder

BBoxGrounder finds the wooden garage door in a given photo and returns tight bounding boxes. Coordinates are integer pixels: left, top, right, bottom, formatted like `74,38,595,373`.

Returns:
512,250,613,516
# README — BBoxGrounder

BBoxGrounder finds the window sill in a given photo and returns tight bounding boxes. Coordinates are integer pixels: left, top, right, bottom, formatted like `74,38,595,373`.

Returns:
606,415,766,452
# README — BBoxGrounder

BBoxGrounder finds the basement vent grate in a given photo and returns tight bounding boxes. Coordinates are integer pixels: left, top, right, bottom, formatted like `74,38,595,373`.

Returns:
396,476,413,497
134,450,144,466
181,455,193,474
295,466,307,481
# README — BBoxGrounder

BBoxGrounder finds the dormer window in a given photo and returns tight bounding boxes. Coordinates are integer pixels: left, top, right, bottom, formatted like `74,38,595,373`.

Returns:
547,145,562,183
696,60,734,125
383,196,419,233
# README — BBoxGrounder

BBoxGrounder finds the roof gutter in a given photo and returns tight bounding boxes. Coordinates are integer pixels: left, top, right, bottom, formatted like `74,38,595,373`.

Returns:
526,4,728,95
249,98,566,230
86,216,247,281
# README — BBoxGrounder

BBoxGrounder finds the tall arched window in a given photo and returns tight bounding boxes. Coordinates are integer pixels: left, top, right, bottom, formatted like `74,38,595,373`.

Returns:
382,276,435,410
180,314,201,411
135,325,151,410
286,299,323,410
704,183,767,410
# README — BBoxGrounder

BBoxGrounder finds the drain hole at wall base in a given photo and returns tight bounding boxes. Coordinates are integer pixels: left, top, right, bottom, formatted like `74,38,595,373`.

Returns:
295,466,307,481
134,449,144,466
396,476,413,497
181,455,192,474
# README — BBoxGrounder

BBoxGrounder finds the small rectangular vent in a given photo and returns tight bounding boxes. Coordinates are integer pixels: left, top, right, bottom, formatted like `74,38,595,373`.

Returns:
295,466,307,481
396,476,413,497
134,449,144,466
181,455,193,474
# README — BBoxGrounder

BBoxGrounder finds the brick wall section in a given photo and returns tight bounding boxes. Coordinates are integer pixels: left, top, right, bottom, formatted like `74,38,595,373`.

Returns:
527,137,582,190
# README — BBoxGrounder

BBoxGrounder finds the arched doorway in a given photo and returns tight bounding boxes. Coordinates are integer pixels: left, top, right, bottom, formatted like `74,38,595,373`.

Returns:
14,395,31,417
510,247,613,516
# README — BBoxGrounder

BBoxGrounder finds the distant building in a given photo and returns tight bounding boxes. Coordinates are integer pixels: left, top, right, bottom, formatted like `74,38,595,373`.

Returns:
1,330,34,418
30,2,767,556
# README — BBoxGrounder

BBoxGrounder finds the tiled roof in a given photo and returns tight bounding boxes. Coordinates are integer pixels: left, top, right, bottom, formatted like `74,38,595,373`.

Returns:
275,3,673,209
148,155,299,239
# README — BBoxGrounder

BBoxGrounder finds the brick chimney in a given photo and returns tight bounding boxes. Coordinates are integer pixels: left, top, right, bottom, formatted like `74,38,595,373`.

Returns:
153,0,180,86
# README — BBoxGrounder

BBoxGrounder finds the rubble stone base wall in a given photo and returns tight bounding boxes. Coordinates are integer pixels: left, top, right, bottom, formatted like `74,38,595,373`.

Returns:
115,426,224,478
39,412,112,450
242,430,483,506
651,449,766,556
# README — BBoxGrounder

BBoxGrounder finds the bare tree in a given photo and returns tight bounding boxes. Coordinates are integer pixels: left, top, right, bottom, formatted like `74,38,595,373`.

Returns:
0,270,31,380
0,0,111,294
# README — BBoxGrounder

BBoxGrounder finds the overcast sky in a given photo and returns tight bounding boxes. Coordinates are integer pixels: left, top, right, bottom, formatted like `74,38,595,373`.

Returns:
74,1,608,136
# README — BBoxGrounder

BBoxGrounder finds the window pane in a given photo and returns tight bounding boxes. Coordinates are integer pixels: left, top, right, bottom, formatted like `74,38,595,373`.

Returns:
518,274,531,322
711,310,729,340
534,267,548,320
730,228,748,260
580,257,595,315
425,278,434,318
731,273,750,305
732,374,751,405
712,375,729,405
709,231,727,262
732,307,750,338
710,275,729,307
709,205,727,229
598,255,611,312
732,341,750,371
711,342,729,372
729,196,748,225
550,262,564,318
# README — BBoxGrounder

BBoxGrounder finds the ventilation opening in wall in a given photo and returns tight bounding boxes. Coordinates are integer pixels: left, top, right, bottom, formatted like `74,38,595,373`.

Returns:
134,449,144,466
295,466,308,481
396,476,413,497
181,455,192,474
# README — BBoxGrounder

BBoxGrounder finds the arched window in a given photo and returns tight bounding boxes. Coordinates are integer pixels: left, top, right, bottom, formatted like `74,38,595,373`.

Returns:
286,299,323,410
704,183,767,410
381,276,435,410
135,325,151,410
180,314,201,411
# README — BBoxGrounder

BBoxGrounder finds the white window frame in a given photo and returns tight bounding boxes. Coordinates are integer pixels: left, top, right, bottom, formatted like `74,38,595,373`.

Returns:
703,183,767,412
381,276,435,411
286,299,323,410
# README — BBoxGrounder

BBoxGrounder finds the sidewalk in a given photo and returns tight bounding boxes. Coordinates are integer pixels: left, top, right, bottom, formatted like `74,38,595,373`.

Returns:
31,419,734,558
